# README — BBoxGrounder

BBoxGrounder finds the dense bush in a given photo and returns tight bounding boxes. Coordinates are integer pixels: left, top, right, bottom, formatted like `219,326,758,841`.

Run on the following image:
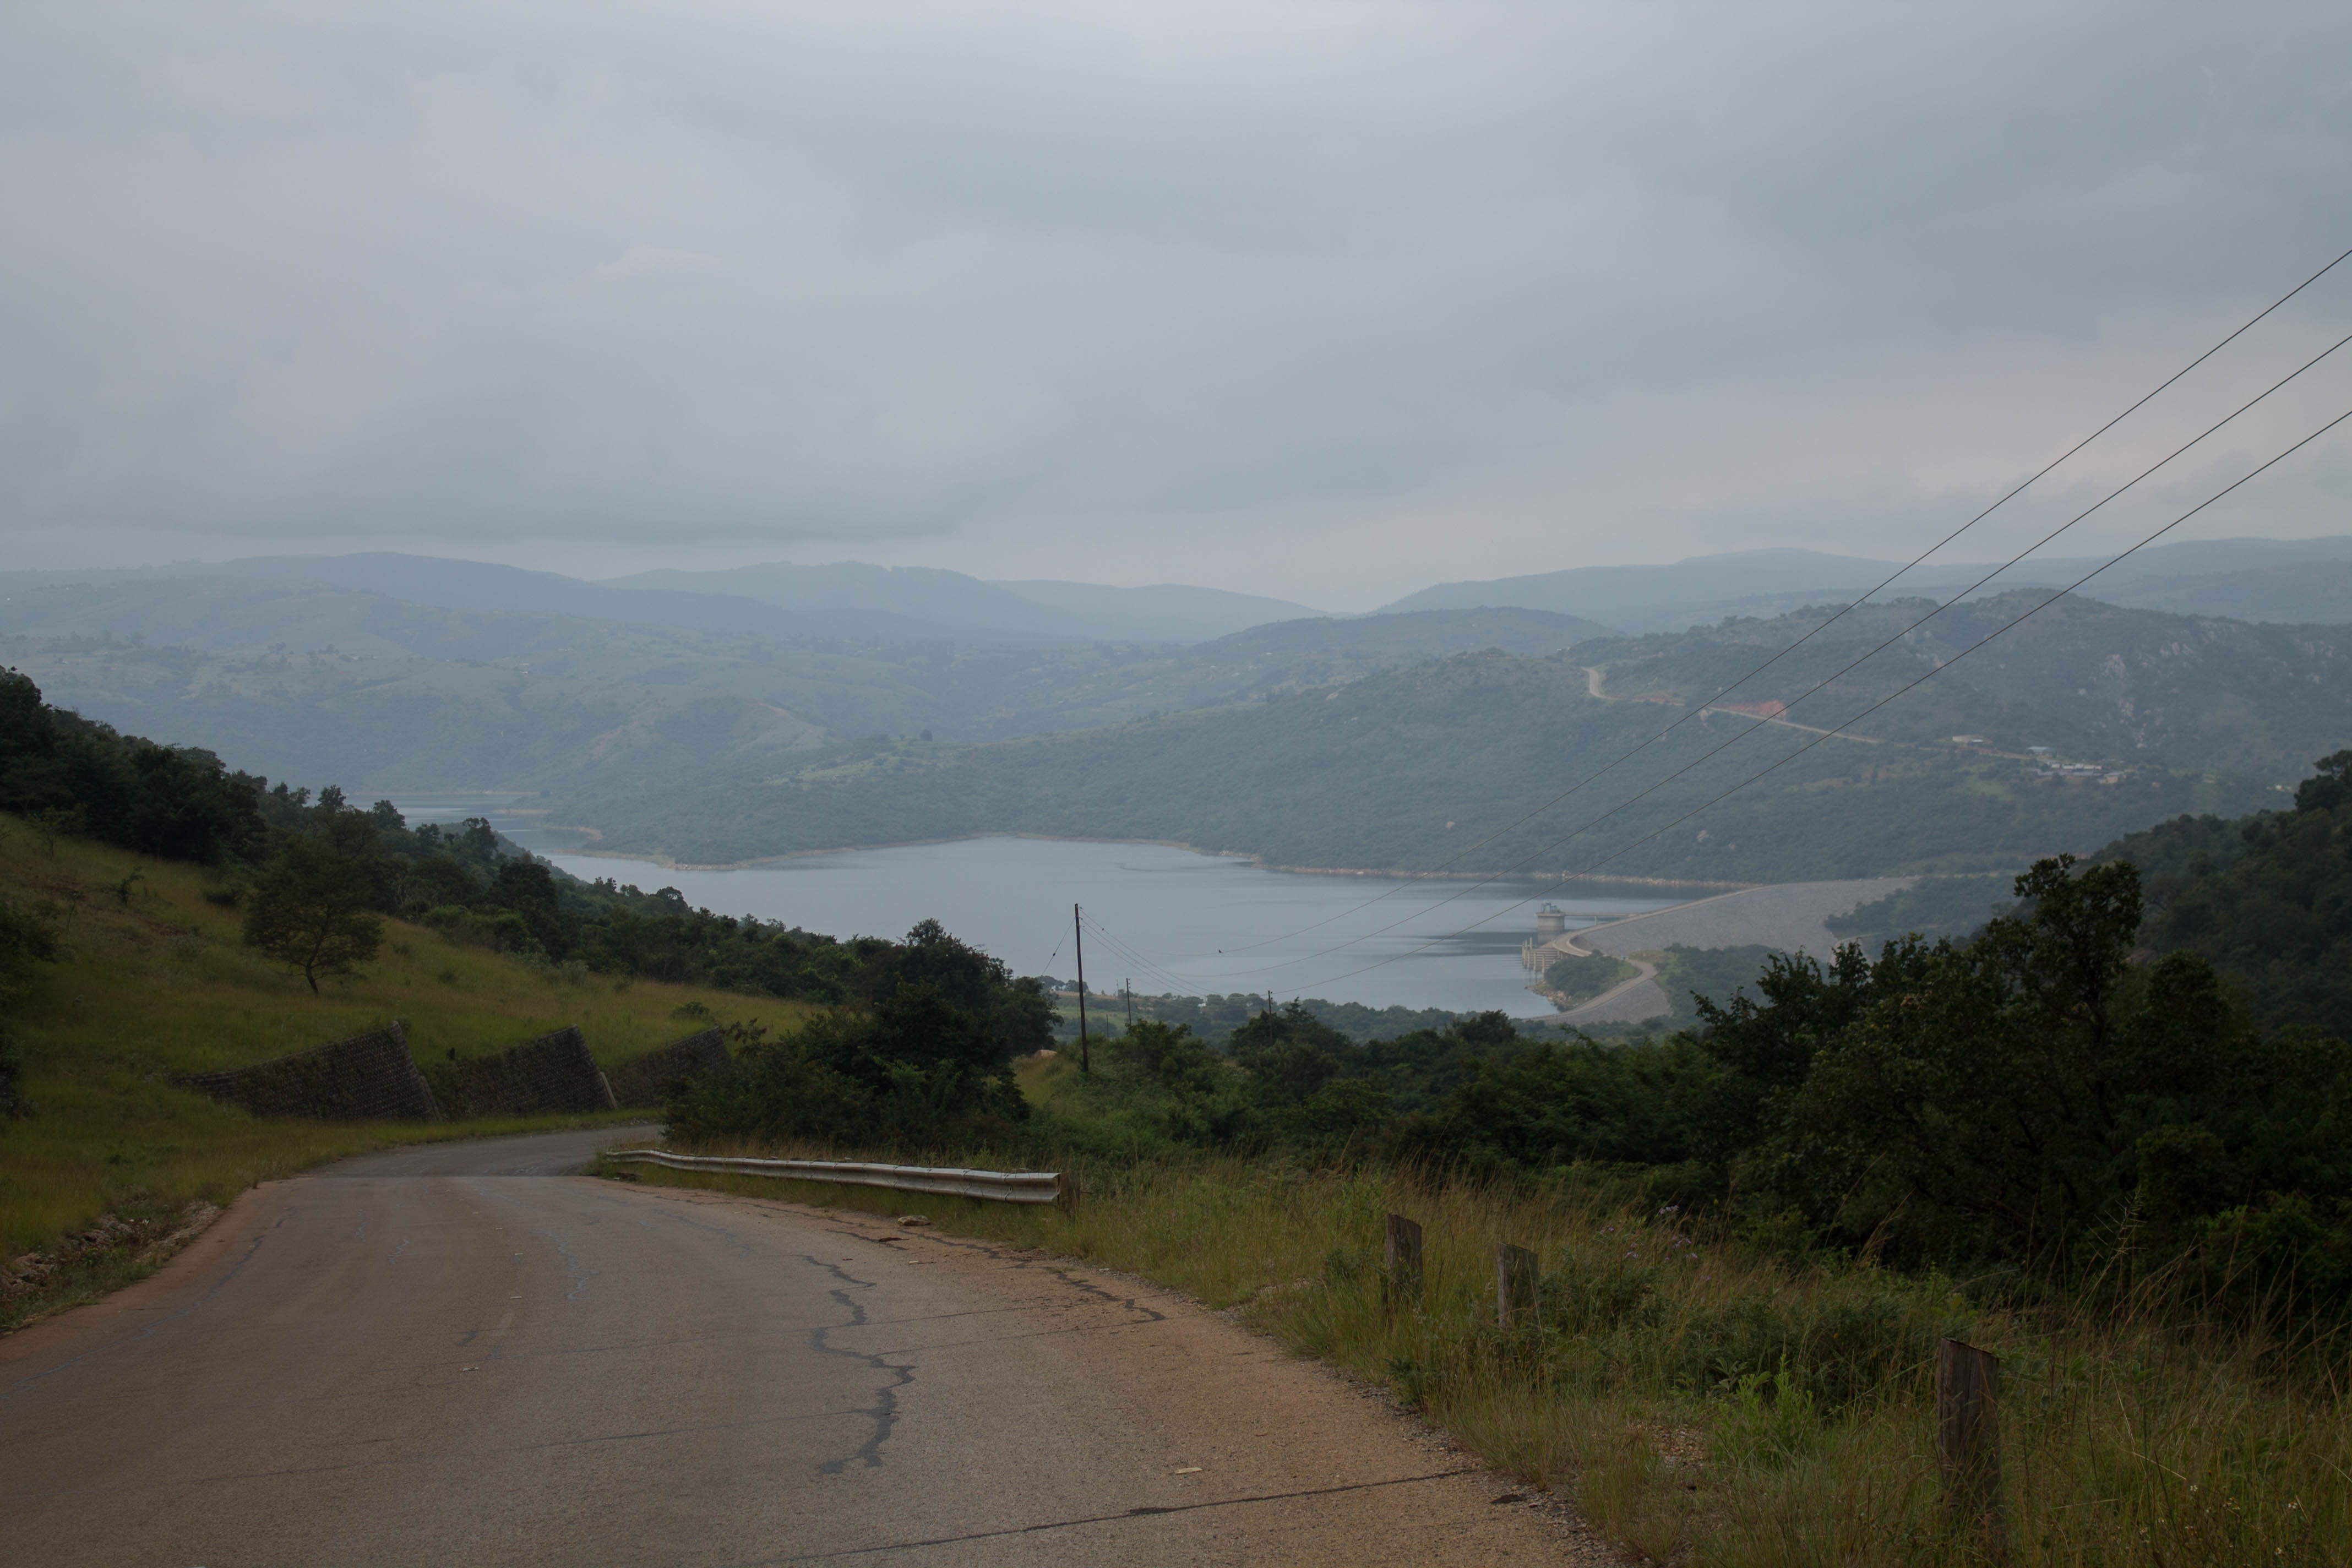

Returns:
666,922,1053,1151
2099,749,2352,1039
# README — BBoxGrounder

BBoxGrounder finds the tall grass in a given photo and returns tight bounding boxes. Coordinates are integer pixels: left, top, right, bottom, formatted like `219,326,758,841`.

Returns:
616,1146,2352,1567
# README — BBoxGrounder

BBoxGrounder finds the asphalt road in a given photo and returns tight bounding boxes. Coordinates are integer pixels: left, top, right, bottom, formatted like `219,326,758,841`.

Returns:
1,1130,1602,1566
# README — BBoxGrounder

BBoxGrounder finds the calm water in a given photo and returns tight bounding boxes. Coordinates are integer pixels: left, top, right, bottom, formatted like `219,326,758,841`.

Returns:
386,795,1675,1017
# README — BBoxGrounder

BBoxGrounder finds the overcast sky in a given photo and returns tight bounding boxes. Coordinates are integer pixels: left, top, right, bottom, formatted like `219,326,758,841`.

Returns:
6,2,2351,609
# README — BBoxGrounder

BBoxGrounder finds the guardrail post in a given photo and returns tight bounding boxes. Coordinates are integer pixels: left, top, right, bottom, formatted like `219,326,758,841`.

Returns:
1937,1337,2006,1550
1495,1243,1538,1330
1055,1171,1081,1216
1382,1214,1423,1314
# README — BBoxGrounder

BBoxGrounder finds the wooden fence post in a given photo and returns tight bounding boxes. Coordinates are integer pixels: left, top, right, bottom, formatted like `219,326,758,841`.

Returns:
1495,1243,1538,1329
1383,1214,1423,1314
1936,1337,2006,1550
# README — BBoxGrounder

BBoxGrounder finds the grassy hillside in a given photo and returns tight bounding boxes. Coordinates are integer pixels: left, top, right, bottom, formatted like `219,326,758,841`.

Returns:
0,815,809,1305
553,651,2269,877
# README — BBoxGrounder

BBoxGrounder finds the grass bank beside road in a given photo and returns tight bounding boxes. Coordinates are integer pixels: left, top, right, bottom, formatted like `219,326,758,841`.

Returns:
0,820,805,1328
606,1147,2350,1568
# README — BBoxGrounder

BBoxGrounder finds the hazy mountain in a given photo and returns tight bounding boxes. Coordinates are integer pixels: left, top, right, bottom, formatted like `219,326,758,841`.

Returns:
1381,536,2352,633
1570,592,2352,780
6,547,2339,834
0,574,697,662
0,602,1611,792
0,556,1095,649
2086,560,2352,623
605,562,1325,644
0,636,826,792
1383,548,1917,619
992,580,1331,643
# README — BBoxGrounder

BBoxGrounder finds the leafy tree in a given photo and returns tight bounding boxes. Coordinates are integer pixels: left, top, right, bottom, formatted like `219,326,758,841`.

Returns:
1,668,265,863
1228,1003,1352,1106
1748,856,2328,1270
1393,1034,1715,1172
2103,751,2352,1038
1689,941,1925,1172
2295,748,2352,814
667,922,1052,1150
242,808,387,993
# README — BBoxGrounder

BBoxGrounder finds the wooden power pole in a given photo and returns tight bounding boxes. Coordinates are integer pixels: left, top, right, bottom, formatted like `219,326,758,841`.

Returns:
1073,903,1090,1074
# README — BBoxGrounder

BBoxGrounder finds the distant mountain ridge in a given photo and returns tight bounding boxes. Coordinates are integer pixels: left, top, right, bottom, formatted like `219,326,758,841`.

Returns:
0,553,1322,650
1380,536,2352,632
9,536,2343,649
0,553,1047,649
601,561,1325,644
0,598,1609,791
545,596,2306,878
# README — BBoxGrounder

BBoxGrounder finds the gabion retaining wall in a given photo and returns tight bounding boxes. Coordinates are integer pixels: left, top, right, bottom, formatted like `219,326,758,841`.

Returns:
605,1027,729,1109
423,1025,617,1119
178,1022,440,1121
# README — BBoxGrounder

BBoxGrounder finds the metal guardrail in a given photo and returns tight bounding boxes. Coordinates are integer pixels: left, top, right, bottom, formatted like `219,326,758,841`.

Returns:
602,1149,1077,1210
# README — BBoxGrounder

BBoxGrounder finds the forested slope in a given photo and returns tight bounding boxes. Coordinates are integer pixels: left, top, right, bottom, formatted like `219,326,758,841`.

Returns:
556,650,2268,876
2092,752,2352,1039
1575,590,2352,777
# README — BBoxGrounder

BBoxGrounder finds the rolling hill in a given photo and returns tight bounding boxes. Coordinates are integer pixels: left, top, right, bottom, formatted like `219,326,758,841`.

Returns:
0,598,1609,792
546,622,2287,879
1380,536,2352,634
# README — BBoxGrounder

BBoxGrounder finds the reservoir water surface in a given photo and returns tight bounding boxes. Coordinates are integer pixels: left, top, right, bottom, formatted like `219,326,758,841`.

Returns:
389,796,1678,1017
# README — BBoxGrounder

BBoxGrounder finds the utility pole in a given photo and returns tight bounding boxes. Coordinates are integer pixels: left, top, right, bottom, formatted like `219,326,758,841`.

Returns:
1124,979,1134,1030
1073,903,1090,1074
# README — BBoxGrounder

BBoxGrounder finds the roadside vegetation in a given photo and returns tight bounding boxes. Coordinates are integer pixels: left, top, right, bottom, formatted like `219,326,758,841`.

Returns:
614,1151,2348,1567
634,757,2352,1567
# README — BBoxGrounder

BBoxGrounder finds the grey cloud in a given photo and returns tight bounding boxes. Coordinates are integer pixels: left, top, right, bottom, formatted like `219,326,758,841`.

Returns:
3,2,2350,599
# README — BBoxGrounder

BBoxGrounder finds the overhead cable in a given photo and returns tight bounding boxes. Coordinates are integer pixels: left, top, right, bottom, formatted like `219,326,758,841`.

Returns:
1277,401,2352,993
1204,322,2352,981
1216,243,2352,956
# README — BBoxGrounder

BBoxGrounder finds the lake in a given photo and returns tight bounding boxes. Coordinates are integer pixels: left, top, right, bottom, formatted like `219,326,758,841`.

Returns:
385,796,1678,1017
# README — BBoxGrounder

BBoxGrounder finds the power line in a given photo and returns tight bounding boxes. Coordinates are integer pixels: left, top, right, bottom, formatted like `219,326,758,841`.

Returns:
1277,402,2352,994
1205,320,2352,981
1075,910,1207,998
1212,243,2352,957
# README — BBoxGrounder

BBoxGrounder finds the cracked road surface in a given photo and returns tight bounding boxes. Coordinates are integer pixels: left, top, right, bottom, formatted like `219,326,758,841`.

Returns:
0,1129,1602,1565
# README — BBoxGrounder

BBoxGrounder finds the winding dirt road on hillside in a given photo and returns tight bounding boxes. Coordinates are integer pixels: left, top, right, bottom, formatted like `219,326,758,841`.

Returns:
0,1129,1608,1566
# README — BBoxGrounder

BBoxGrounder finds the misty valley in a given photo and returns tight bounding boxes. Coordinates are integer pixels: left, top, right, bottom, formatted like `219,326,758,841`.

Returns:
4,544,2350,1568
